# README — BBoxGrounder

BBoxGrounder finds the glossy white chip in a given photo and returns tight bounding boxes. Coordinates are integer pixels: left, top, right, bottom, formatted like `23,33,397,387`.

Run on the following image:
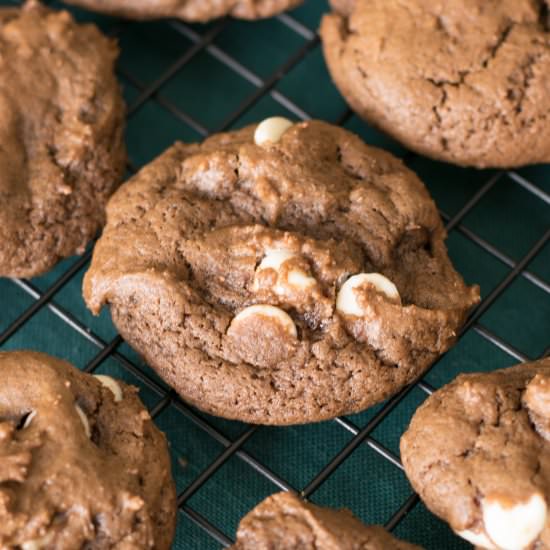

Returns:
75,404,91,439
336,273,400,316
483,493,547,550
94,374,123,402
229,305,297,338
22,410,37,429
287,269,316,290
257,248,295,271
456,528,496,549
254,117,293,146
254,248,316,293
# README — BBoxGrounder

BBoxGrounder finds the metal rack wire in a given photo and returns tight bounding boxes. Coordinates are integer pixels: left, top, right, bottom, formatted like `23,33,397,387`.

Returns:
1,1,549,548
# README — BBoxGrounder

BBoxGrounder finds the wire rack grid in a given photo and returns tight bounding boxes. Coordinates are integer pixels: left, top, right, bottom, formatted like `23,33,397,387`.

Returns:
0,1,549,548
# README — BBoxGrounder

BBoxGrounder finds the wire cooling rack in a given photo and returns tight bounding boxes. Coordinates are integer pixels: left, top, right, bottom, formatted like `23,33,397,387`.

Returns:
1,1,549,548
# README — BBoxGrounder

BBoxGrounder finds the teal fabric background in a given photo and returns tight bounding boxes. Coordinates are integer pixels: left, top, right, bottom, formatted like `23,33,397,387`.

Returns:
0,1,549,548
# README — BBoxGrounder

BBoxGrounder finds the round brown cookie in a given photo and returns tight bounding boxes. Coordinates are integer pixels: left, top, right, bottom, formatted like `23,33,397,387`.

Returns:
0,351,176,549
230,491,423,549
320,0,550,168
400,358,550,550
83,117,479,425
62,0,302,22
0,1,126,278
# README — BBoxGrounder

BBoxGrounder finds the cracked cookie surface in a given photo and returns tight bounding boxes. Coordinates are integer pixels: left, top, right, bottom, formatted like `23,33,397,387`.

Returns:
401,358,550,550
321,0,550,168
0,1,126,278
83,119,479,425
0,351,176,549
230,492,423,549
63,0,302,22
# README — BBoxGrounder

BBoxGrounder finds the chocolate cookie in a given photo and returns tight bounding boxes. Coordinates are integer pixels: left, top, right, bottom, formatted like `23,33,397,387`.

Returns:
230,491,422,549
0,1,126,278
401,358,550,550
0,351,176,549
63,0,302,22
83,117,479,425
320,0,550,168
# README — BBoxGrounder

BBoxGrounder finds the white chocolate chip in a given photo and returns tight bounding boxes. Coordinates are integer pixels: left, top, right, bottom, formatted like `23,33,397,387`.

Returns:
254,117,293,146
257,248,295,271
482,493,547,550
229,305,297,338
456,528,496,549
94,374,123,402
75,404,91,439
287,269,316,290
22,410,37,429
21,531,55,550
336,273,400,316
253,248,316,294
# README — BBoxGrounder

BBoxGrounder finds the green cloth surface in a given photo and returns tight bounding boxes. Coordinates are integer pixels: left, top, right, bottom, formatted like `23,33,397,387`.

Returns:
0,0,549,548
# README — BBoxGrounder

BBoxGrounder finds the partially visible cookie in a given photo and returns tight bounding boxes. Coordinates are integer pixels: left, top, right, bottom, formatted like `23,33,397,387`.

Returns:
0,351,176,549
401,358,550,550
230,492,422,549
62,0,302,22
320,0,550,168
0,1,126,278
83,117,479,425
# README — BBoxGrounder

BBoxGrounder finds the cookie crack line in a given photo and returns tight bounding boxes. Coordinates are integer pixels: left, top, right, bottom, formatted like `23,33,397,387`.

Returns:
507,53,541,116
425,21,514,92
537,0,550,31
483,22,514,68
424,20,514,91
